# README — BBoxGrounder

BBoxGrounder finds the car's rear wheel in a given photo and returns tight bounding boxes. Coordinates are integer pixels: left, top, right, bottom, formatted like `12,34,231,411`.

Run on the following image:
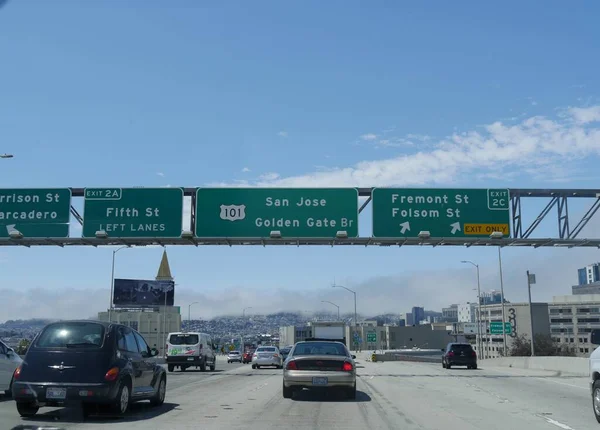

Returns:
472,364,478,370
200,360,206,372
210,361,216,371
446,364,452,369
16,402,39,417
252,364,256,369
168,364,174,372
150,375,166,406
112,381,130,416
282,382,293,399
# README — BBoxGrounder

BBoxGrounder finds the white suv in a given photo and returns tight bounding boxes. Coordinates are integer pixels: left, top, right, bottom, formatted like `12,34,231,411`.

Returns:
0,340,22,396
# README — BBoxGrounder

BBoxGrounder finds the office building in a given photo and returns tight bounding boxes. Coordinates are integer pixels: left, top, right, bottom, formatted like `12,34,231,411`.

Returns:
278,321,346,347
578,263,600,285
442,305,459,322
572,282,600,295
412,307,425,325
458,303,478,323
347,324,454,352
478,302,550,359
480,290,505,305
549,294,600,357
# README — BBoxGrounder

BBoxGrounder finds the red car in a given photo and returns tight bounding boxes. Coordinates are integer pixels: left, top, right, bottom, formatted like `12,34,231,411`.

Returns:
242,351,254,364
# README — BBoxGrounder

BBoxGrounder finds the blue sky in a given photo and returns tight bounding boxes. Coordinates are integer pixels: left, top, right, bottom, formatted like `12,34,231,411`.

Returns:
1,1,600,321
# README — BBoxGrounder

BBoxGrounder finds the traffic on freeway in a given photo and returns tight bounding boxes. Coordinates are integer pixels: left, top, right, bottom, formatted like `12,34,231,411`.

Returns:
1,345,599,429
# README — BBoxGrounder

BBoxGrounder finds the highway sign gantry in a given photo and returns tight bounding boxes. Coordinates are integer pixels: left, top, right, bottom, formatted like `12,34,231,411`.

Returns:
195,188,359,238
0,188,71,238
371,188,510,238
82,188,184,238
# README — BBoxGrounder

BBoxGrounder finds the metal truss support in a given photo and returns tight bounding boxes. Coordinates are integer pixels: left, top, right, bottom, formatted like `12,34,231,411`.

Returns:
570,198,600,239
70,206,83,226
557,196,570,239
359,196,372,214
511,195,522,239
522,197,557,239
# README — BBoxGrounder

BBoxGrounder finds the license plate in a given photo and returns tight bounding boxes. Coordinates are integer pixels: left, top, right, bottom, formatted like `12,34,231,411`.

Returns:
312,377,328,386
187,357,194,361
46,387,67,400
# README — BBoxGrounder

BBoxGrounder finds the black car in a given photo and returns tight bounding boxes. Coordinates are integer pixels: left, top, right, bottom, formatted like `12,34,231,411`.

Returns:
12,320,167,418
442,342,477,369
279,347,291,361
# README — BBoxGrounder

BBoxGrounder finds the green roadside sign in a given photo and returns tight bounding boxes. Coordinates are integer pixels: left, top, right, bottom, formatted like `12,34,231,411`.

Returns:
372,188,510,238
0,188,71,238
82,188,184,238
195,188,359,238
367,332,377,343
489,321,512,335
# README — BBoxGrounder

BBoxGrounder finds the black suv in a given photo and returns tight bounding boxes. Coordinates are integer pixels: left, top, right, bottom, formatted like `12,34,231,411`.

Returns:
442,342,477,369
12,320,167,418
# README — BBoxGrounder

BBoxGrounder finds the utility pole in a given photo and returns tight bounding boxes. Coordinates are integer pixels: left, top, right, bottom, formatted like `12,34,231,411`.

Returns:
498,247,508,357
527,271,536,356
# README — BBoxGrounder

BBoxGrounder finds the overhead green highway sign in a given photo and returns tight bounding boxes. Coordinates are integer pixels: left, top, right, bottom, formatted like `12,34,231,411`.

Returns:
195,188,359,238
82,188,184,238
367,332,377,343
489,321,512,335
0,188,71,238
372,188,510,238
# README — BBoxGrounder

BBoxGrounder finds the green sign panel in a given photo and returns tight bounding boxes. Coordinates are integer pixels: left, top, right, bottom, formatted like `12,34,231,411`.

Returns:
195,188,359,238
367,332,377,343
489,321,512,335
372,188,510,238
82,188,184,238
0,188,71,238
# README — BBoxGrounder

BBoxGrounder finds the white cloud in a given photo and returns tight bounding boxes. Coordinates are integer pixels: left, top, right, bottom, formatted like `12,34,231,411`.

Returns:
360,133,377,141
405,133,432,142
211,106,600,188
569,106,600,124
157,172,165,177
259,172,280,181
278,131,288,138
241,167,251,173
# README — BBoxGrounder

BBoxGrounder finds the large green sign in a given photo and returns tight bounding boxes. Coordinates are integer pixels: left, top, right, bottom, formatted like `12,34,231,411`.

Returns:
195,188,359,238
372,188,510,238
82,188,184,238
489,321,512,335
0,188,71,238
367,332,377,343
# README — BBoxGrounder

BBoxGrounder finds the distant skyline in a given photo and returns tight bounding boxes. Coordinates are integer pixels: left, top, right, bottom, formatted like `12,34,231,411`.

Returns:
1,1,600,321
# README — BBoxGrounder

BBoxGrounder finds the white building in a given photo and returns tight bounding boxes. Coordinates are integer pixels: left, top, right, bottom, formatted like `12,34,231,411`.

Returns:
458,303,478,323
549,294,600,357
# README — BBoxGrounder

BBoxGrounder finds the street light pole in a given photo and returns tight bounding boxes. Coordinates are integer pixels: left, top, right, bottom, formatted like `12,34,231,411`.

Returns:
332,283,358,351
498,247,508,357
321,300,340,320
461,260,483,360
108,246,129,322
188,302,199,326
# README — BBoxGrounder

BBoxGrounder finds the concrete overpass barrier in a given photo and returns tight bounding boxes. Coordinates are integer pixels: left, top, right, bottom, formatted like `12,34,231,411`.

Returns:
484,356,590,377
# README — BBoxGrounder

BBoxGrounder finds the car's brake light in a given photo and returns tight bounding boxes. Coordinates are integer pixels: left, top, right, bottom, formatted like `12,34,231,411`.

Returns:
447,351,454,357
273,354,279,358
342,362,353,372
472,351,477,358
104,367,120,382
13,365,22,380
286,360,298,370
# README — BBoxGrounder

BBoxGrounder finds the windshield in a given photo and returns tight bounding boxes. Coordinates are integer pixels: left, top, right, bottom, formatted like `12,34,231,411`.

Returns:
169,334,199,345
292,342,347,356
36,322,105,348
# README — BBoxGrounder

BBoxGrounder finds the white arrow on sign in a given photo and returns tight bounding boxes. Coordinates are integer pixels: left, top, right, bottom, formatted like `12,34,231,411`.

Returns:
450,222,461,234
399,221,410,234
5,224,17,234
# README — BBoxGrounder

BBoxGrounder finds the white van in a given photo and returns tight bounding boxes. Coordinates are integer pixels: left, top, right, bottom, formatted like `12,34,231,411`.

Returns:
166,332,216,373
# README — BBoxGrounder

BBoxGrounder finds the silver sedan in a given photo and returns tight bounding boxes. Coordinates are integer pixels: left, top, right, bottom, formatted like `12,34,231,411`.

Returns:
252,346,283,369
282,341,357,399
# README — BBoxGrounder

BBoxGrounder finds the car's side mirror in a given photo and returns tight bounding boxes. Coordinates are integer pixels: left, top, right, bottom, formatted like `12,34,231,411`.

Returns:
150,348,159,357
441,349,445,352
351,355,356,359
592,329,600,345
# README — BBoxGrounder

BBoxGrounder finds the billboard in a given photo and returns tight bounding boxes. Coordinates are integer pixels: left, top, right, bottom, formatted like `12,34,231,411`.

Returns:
113,278,175,307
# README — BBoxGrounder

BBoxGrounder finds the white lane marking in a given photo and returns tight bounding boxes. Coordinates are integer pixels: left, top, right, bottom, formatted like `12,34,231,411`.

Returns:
370,376,374,380
539,416,575,430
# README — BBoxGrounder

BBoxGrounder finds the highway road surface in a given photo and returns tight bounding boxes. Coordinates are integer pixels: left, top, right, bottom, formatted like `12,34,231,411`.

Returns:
0,356,596,429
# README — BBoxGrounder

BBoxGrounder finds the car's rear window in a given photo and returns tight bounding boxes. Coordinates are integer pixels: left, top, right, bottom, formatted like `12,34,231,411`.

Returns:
450,344,473,352
292,342,347,356
36,322,105,348
230,351,240,354
257,347,276,352
169,334,199,345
